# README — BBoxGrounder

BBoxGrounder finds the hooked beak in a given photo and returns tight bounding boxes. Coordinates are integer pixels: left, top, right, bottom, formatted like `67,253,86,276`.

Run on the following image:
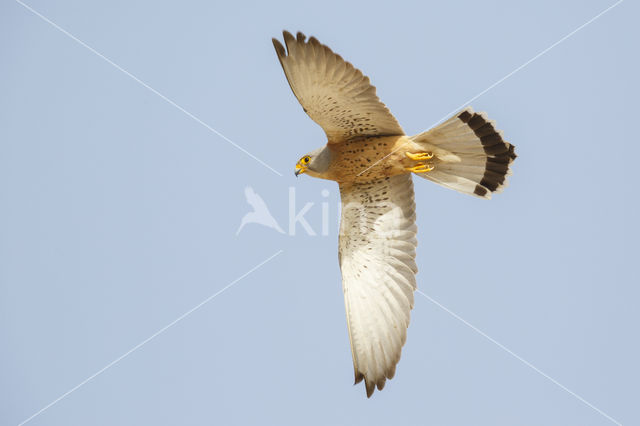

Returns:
295,164,306,177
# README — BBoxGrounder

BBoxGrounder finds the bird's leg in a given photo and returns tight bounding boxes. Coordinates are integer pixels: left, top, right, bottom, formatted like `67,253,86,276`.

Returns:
405,152,434,161
405,163,434,173
405,152,434,173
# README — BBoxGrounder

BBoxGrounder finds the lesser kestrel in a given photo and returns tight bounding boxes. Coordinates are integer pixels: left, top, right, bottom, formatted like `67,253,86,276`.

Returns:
273,31,516,397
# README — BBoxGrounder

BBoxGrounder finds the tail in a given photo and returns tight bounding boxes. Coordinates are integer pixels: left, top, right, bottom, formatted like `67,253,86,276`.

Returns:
411,107,516,199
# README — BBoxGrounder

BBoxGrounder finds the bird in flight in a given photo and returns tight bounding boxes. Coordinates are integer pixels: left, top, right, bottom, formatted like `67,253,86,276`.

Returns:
272,31,516,397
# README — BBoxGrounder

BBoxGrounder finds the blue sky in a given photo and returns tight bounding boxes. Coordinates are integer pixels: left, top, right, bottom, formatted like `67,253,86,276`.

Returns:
1,0,638,425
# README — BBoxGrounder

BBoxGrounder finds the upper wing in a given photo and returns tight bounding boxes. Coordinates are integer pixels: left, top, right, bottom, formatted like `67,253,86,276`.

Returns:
272,31,404,143
338,174,418,397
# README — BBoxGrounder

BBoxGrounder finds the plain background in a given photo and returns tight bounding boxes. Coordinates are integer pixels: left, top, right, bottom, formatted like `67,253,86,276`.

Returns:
1,0,638,425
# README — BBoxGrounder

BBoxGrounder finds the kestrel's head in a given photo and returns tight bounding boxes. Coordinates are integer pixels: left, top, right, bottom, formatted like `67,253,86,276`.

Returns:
294,154,311,176
294,146,331,178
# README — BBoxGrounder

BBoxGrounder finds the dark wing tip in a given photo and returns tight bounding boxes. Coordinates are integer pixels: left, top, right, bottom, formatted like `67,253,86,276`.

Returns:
282,30,295,48
274,30,309,58
365,378,375,398
272,38,286,57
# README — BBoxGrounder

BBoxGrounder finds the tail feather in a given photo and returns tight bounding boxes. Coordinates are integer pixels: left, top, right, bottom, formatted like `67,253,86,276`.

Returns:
411,107,516,199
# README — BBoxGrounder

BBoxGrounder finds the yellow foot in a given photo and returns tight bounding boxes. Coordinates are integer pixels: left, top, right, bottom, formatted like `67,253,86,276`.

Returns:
405,151,434,161
405,163,434,173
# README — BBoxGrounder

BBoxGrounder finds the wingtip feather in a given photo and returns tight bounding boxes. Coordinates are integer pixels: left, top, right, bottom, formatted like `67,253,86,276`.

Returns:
282,30,295,52
365,379,375,398
272,38,286,57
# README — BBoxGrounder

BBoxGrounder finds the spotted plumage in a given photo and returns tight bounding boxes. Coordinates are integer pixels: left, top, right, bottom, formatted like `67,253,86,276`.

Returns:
274,31,516,397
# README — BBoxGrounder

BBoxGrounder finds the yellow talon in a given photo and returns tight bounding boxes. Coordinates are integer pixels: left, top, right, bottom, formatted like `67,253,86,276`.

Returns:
406,151,434,161
405,163,434,173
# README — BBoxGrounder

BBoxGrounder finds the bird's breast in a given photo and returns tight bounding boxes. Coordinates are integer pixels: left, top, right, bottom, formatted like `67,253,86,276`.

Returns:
327,135,412,183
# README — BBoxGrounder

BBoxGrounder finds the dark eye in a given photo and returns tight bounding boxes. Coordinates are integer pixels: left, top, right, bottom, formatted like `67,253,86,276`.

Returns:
304,157,310,163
